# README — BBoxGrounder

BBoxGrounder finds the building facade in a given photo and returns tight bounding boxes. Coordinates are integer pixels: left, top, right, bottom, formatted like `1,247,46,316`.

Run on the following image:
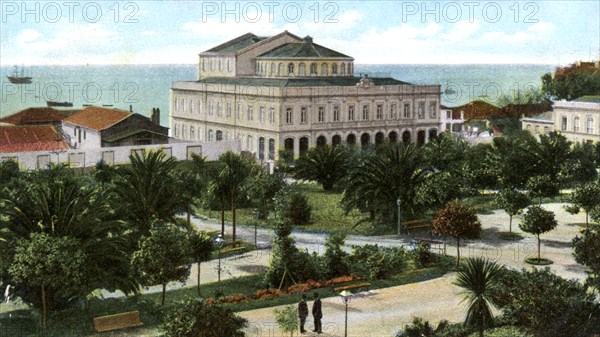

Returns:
552,99,600,143
171,31,442,159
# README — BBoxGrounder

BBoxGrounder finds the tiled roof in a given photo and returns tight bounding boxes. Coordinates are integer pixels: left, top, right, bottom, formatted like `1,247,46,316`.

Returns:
451,100,502,120
0,107,70,125
191,76,412,87
0,125,69,153
522,111,553,122
64,106,131,131
205,33,268,53
257,38,352,59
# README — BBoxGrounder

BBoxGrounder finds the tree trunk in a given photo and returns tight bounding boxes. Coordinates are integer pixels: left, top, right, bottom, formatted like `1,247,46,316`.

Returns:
509,214,513,233
162,283,166,305
220,204,225,237
537,233,541,261
456,237,461,269
231,194,236,241
41,285,47,330
197,261,201,296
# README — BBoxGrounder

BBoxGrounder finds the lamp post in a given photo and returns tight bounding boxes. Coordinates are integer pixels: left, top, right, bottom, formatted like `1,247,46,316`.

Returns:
215,234,224,282
397,197,402,236
340,290,352,337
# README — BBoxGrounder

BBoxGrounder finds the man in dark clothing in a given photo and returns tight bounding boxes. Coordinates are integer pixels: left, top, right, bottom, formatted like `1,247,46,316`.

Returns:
298,294,309,333
312,292,322,333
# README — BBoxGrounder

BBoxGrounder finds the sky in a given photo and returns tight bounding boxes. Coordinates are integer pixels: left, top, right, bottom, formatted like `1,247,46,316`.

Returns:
0,0,599,65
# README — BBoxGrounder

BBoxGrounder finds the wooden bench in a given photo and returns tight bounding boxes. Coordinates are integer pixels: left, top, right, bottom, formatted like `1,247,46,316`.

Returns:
221,240,245,254
403,219,431,233
334,282,371,292
93,311,143,332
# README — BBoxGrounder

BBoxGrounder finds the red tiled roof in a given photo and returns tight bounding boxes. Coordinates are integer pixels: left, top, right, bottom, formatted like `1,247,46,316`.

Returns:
0,107,69,125
0,125,69,153
451,100,502,120
64,106,131,131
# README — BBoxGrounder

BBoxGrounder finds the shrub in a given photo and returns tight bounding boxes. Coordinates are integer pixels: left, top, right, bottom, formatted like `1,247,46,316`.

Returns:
412,242,436,268
350,244,408,279
322,233,351,279
274,190,312,226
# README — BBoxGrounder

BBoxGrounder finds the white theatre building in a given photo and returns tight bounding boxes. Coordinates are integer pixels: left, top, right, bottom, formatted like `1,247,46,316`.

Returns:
170,31,442,160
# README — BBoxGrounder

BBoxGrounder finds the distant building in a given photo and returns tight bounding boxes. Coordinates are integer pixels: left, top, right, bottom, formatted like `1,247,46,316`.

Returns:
552,97,600,143
0,125,69,154
170,31,442,160
521,111,554,136
440,105,465,133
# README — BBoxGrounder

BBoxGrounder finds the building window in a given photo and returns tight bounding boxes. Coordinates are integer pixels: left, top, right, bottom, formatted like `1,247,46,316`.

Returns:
227,58,231,72
278,63,283,76
446,110,452,119
174,124,179,137
574,117,580,132
561,116,567,131
208,129,213,141
362,105,369,120
587,117,594,134
321,63,328,76
332,63,338,74
247,105,253,120
190,126,195,140
226,103,231,117
340,63,346,75
390,104,397,119
269,107,275,124
376,104,383,120
247,135,253,151
181,99,186,113
237,104,241,120
286,108,293,124
190,99,194,114
288,63,294,74
318,106,325,122
216,130,223,141
182,125,187,139
208,101,213,116
217,102,222,116
417,102,425,119
403,103,411,118
348,105,355,121
333,106,340,122
429,102,437,118
259,106,265,122
310,63,317,75
301,107,308,124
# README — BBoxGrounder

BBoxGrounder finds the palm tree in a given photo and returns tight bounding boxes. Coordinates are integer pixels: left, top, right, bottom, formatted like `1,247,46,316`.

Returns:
454,257,504,337
293,145,350,190
342,143,430,226
114,150,185,237
217,151,256,241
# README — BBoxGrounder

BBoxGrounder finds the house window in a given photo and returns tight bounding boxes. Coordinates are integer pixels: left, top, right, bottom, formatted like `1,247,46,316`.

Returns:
333,106,340,122
182,125,187,139
208,129,213,141
226,103,231,117
300,107,308,124
446,110,452,119
269,107,275,124
587,117,594,134
174,124,179,137
574,117,580,132
208,101,213,116
216,130,223,141
390,104,397,119
362,105,369,120
429,102,437,118
417,102,425,119
348,105,355,121
561,116,567,131
288,63,294,74
247,135,253,151
403,103,411,118
247,105,253,120
318,106,325,122
182,99,186,113
332,63,338,74
259,106,265,122
286,108,293,124
310,63,317,75
376,104,383,120
190,99,194,114
190,126,195,140
217,102,222,116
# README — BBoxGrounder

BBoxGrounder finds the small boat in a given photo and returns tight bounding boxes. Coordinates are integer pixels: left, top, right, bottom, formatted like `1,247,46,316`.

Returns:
7,65,32,84
47,101,73,107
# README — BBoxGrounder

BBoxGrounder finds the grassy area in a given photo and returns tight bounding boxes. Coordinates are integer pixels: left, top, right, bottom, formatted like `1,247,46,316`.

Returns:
0,255,454,337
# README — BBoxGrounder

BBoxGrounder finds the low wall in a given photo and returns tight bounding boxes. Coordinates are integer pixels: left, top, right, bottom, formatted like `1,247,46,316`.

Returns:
0,140,240,170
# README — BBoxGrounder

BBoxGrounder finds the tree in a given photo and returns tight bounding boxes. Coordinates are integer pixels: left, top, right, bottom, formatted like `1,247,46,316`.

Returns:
293,145,350,190
131,225,191,305
486,133,537,189
188,231,214,296
573,226,600,292
274,305,298,337
247,170,285,219
565,181,600,228
528,132,572,182
322,233,350,279
114,150,185,237
454,258,504,337
495,188,530,233
559,142,597,188
93,159,117,188
493,268,600,337
9,233,86,329
342,143,431,227
274,189,312,226
432,201,482,269
542,71,600,101
216,151,256,241
526,175,560,205
395,317,449,337
0,160,20,189
519,206,558,262
160,297,247,337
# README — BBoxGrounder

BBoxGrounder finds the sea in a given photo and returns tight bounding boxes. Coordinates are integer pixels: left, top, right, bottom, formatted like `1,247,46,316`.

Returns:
0,64,556,127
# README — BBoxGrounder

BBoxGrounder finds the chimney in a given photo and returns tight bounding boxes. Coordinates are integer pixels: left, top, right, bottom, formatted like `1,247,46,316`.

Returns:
129,104,133,112
151,108,160,125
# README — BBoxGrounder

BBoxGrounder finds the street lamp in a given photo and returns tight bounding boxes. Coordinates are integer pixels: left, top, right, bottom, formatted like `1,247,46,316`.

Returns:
340,290,352,337
397,197,402,236
215,234,225,282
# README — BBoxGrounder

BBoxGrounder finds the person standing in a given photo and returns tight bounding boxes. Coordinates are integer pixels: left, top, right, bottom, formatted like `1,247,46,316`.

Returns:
312,292,322,334
298,294,308,333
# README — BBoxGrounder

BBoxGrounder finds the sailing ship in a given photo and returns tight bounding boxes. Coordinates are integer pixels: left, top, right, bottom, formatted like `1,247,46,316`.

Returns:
6,65,32,84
